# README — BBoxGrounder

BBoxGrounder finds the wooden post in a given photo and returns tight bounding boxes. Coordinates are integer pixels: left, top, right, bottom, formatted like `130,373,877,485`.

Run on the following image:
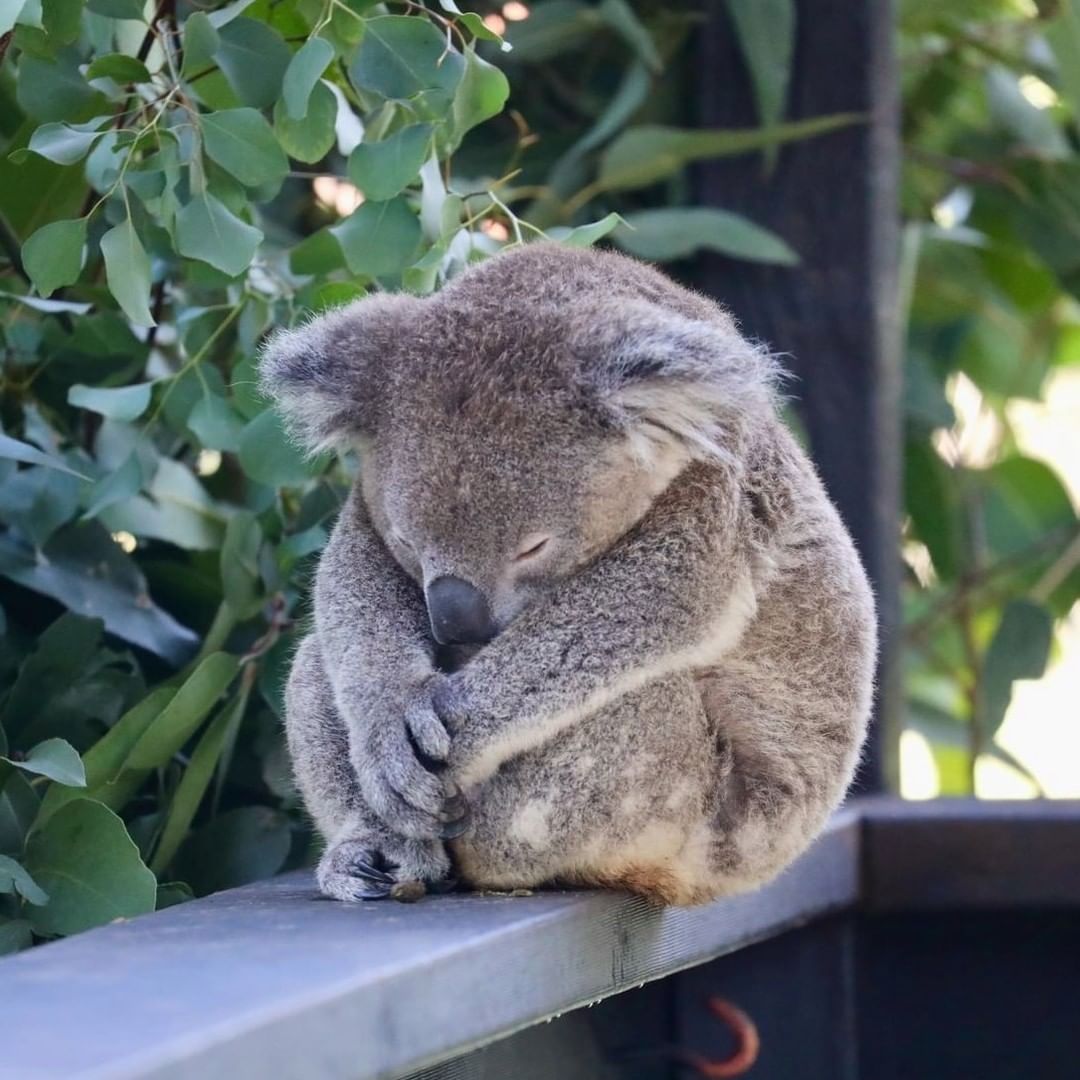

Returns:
694,0,901,792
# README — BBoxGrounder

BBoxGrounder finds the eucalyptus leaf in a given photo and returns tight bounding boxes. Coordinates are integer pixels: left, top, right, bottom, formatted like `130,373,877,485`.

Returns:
214,17,291,109
0,918,33,955
85,53,151,83
174,805,291,896
176,192,263,277
330,196,422,277
450,46,509,145
0,855,49,906
182,12,220,76
202,108,289,188
100,219,155,327
150,691,247,875
598,0,660,72
82,452,143,519
220,511,262,614
85,0,145,18
238,408,325,486
349,15,465,101
0,432,89,479
188,393,245,452
283,36,335,120
550,212,623,248
272,81,337,164
613,207,798,264
26,116,110,165
982,600,1055,737
24,798,156,937
3,738,86,787
0,524,199,665
347,123,432,202
21,217,86,296
724,0,795,167
598,115,861,194
68,381,153,421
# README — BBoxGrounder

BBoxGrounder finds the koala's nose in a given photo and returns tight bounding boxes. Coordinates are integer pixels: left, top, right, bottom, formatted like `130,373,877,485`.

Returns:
426,576,498,646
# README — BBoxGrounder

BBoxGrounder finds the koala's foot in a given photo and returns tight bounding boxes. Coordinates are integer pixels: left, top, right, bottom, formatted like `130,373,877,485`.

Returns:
317,836,454,902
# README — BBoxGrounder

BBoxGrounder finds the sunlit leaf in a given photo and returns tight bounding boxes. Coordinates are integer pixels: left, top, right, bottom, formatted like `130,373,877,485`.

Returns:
982,599,1054,737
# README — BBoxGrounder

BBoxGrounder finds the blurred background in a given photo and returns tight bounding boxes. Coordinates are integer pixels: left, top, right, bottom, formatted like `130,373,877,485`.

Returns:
0,0,1077,945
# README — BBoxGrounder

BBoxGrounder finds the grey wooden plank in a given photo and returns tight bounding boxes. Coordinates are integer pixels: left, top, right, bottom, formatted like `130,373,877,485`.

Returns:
860,797,1080,910
0,813,859,1080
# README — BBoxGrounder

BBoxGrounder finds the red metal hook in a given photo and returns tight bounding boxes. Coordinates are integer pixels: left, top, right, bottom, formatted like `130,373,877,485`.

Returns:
679,996,760,1078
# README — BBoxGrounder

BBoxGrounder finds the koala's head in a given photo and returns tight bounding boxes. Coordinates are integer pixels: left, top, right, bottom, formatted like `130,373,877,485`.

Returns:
261,244,776,646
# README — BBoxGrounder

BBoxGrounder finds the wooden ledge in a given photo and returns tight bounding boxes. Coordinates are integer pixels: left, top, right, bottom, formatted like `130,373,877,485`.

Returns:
2,799,1079,1080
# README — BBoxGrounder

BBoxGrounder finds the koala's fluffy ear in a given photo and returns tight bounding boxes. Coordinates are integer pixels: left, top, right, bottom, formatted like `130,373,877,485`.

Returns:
577,300,780,465
259,293,420,455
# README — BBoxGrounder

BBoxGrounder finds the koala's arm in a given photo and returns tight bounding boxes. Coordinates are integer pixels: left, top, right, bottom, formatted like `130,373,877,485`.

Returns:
315,488,432,690
315,490,460,838
445,461,753,786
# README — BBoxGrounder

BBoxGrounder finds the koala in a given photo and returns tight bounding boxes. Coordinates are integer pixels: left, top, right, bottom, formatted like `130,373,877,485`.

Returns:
261,243,875,907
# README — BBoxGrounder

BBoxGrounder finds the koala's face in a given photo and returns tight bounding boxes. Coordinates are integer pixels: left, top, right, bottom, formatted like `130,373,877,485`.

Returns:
366,401,681,646
261,244,775,650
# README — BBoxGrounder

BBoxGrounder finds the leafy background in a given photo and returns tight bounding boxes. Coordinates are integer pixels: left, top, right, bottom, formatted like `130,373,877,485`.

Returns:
1,0,1078,951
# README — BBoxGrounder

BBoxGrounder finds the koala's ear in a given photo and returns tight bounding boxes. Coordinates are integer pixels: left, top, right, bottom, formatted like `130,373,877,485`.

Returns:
578,300,780,464
259,293,420,455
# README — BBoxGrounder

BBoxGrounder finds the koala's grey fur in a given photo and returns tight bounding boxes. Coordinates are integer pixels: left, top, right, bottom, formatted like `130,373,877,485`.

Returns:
262,243,875,906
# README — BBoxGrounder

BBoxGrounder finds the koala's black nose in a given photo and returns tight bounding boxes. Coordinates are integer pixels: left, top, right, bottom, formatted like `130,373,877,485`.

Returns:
426,576,498,646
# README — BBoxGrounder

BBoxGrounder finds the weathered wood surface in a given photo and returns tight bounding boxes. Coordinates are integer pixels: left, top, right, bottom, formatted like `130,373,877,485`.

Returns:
694,0,902,792
4,800,1080,1080
0,811,858,1080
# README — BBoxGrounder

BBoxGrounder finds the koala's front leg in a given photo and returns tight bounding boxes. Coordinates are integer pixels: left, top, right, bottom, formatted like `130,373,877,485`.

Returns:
286,636,454,901
314,490,467,842
440,462,753,786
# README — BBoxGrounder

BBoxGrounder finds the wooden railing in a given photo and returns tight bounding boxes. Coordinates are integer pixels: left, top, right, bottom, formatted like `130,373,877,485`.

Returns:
3,799,1078,1080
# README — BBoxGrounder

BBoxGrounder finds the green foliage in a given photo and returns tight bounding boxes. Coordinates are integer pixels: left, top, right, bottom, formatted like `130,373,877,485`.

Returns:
899,0,1080,794
3,0,816,947
1,0,1073,950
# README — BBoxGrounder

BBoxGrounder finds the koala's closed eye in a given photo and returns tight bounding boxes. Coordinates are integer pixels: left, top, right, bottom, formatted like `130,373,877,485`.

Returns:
514,534,553,562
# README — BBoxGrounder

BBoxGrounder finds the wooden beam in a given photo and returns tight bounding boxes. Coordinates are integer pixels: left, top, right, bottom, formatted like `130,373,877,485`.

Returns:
694,0,902,791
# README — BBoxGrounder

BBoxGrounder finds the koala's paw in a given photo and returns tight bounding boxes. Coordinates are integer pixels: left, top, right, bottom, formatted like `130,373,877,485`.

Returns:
317,836,455,903
355,681,471,843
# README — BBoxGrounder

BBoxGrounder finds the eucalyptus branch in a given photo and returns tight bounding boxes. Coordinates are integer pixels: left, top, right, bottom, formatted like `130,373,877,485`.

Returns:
904,524,1075,644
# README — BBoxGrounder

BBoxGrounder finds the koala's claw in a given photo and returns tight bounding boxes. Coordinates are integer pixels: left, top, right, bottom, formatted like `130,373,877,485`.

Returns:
437,779,471,838
349,850,396,885
318,837,453,903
